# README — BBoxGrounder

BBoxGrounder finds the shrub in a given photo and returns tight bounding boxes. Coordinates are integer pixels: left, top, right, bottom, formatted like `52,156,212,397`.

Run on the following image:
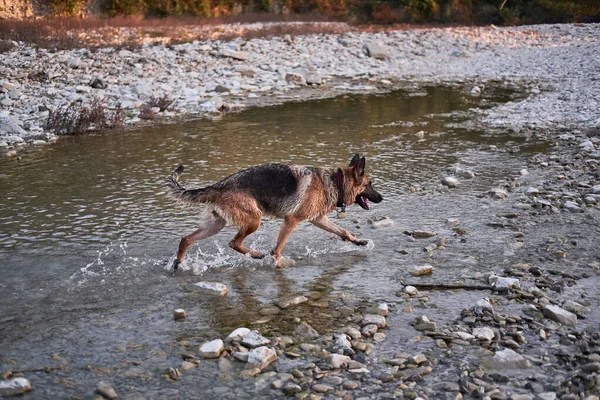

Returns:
45,99,124,135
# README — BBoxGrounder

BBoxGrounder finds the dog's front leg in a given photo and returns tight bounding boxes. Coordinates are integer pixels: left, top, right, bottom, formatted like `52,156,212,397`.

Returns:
310,215,369,246
271,216,300,268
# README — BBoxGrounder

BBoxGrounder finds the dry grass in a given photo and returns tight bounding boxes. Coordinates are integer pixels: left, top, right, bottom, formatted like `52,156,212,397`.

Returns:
44,98,124,135
0,14,347,52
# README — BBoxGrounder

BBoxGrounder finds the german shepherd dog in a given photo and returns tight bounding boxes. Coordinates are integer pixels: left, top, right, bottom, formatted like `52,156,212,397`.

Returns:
166,154,382,269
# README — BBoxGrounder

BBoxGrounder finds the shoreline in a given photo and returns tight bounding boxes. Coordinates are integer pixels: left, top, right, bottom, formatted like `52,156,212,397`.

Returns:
1,22,599,156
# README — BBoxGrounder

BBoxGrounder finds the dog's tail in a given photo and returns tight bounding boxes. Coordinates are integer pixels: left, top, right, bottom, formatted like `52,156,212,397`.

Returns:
166,165,213,205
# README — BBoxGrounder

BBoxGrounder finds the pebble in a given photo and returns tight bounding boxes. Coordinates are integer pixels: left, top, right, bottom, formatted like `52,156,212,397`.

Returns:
361,314,387,328
330,354,351,369
173,309,186,320
485,348,531,369
404,286,419,296
294,321,320,340
442,177,459,188
473,327,495,341
312,383,334,393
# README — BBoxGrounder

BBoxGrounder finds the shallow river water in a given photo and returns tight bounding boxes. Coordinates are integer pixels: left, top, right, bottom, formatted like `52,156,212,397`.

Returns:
0,85,554,398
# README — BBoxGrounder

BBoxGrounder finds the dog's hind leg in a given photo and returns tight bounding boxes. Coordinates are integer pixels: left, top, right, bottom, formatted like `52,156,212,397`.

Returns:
271,215,300,268
229,217,265,259
174,213,226,270
310,215,368,246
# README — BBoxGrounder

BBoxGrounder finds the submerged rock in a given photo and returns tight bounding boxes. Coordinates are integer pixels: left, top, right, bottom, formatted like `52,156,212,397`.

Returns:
293,321,319,340
95,381,117,400
192,281,228,296
485,348,531,369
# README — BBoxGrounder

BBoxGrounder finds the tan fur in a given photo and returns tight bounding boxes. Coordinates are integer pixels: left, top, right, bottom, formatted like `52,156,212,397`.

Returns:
168,156,381,269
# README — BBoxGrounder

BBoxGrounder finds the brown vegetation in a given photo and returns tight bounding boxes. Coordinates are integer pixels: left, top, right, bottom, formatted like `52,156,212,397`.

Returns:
44,99,124,135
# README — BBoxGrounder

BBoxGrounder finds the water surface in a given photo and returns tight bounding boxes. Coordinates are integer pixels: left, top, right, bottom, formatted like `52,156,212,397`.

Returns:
0,85,548,398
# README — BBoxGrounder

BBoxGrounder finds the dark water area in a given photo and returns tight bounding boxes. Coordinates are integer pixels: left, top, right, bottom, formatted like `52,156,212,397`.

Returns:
0,86,550,398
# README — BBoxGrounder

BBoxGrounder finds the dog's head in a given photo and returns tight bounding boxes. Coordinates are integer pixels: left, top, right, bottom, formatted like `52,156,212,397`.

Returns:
346,154,383,210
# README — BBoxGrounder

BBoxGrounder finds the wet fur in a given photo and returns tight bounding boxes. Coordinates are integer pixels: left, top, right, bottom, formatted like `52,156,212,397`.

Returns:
166,155,382,269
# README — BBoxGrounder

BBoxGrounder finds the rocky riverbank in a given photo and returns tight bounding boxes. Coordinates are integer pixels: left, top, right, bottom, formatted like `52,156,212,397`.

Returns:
1,22,599,156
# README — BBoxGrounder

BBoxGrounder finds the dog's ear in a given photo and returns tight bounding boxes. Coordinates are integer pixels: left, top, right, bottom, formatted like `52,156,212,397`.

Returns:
353,157,366,178
349,154,360,167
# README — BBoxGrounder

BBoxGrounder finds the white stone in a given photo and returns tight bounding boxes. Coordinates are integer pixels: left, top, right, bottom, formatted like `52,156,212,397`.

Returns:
247,346,277,370
378,303,389,316
0,378,32,397
404,285,418,296
278,295,308,309
364,42,388,59
487,348,531,369
473,327,495,341
543,304,577,326
199,339,224,358
226,327,251,342
241,331,270,348
220,49,250,61
362,314,386,328
475,298,494,312
335,334,352,350
329,353,351,369
442,176,459,188
411,264,433,276
192,281,228,295
173,309,186,320
526,187,540,196
455,331,474,341
489,275,520,290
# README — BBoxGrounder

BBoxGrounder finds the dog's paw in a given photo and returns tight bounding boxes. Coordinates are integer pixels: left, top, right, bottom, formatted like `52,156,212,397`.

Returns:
353,239,369,246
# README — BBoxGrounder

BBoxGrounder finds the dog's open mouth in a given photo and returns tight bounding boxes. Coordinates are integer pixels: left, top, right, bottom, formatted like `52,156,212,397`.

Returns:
356,195,369,210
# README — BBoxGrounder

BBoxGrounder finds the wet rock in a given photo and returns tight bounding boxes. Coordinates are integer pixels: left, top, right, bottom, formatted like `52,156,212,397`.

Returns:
335,334,352,350
218,357,233,372
192,281,228,296
199,339,224,358
362,314,386,328
241,367,261,378
522,304,543,319
361,324,378,337
455,331,475,341
96,381,117,399
411,264,433,276
412,315,436,331
181,361,197,371
233,351,249,362
542,305,577,326
283,382,302,394
90,77,107,89
293,321,319,340
536,393,557,400
173,309,186,320
0,378,32,397
278,295,308,309
489,275,520,291
581,362,600,373
241,331,270,348
408,354,428,365
330,354,351,369
485,348,531,369
526,187,540,196
562,200,584,213
247,346,277,370
226,327,251,342
344,327,361,340
562,300,589,318
168,367,181,380
473,327,495,341
442,177,459,188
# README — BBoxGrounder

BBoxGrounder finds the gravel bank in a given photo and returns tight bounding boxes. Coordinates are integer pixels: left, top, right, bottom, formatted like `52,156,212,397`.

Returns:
1,22,599,154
